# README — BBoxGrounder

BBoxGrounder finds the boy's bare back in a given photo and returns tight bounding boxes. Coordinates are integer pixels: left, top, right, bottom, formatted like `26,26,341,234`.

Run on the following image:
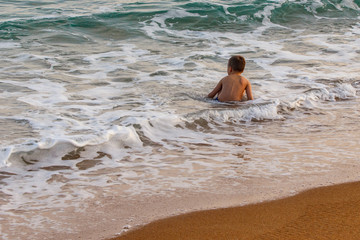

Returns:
208,55,253,102
211,74,252,102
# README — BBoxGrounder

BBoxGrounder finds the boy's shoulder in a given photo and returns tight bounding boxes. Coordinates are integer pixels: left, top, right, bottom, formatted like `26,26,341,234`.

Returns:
224,74,248,83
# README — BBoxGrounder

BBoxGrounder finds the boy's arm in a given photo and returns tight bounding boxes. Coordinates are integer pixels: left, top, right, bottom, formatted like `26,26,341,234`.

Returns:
207,80,222,99
245,81,253,100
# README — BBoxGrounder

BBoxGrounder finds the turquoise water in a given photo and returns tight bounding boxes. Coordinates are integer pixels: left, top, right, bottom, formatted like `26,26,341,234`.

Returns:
0,0,360,238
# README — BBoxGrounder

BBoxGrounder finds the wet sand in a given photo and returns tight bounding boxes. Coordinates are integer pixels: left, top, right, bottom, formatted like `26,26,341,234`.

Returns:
112,181,360,240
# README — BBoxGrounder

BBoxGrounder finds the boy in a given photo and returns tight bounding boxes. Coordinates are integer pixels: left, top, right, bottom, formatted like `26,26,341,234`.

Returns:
208,55,253,102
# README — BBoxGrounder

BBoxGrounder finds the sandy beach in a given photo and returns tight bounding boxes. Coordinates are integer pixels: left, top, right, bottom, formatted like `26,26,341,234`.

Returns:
113,181,360,240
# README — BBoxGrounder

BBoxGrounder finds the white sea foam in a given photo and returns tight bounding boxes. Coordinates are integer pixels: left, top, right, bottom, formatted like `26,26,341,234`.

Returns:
187,100,282,123
141,8,211,40
339,0,360,10
329,83,357,100
0,147,12,167
152,9,202,28
2,125,141,167
0,41,21,49
305,0,325,13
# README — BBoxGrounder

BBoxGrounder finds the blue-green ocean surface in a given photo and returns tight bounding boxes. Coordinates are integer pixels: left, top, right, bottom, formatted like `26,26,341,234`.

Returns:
0,0,360,238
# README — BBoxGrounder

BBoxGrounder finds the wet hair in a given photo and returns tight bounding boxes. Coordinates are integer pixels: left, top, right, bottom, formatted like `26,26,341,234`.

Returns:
228,55,246,72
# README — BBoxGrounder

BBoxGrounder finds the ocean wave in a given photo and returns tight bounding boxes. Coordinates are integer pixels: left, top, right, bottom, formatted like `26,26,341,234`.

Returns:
1,0,358,40
0,11,147,40
185,82,357,125
1,81,356,169
186,100,282,123
143,0,360,33
1,125,142,168
282,83,357,112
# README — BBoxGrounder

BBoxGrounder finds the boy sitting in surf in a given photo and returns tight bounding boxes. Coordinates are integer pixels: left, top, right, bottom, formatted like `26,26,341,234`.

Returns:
208,55,253,102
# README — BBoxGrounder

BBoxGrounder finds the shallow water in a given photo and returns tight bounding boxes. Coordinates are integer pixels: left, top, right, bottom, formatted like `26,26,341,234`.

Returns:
0,0,360,238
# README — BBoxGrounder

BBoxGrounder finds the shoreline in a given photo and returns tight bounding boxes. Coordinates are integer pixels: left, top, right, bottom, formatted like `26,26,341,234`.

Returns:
111,181,360,240
3,163,360,239
1,170,360,239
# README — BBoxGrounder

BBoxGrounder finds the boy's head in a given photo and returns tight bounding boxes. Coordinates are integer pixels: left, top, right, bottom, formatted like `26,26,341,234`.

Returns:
228,55,246,73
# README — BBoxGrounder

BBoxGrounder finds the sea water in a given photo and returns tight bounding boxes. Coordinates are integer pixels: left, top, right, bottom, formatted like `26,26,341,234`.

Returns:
0,0,359,238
